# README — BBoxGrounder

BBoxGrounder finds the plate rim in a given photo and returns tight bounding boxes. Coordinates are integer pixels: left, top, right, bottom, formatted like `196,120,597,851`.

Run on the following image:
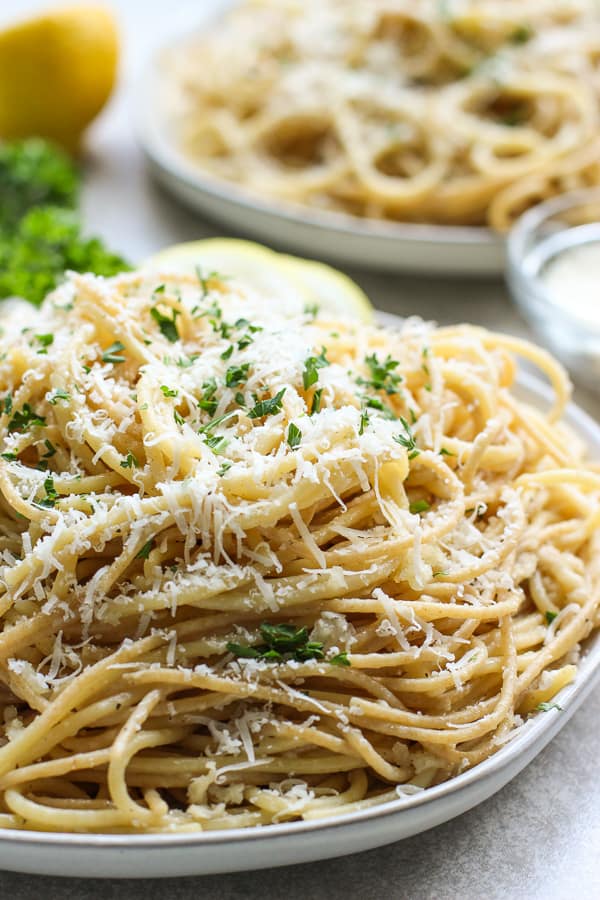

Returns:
0,363,598,854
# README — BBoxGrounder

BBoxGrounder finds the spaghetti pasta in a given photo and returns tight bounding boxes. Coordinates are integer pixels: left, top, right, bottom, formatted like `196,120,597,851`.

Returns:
0,267,597,833
163,0,600,231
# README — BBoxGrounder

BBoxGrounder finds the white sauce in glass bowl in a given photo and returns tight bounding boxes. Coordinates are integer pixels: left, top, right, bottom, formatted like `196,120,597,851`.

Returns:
541,241,600,328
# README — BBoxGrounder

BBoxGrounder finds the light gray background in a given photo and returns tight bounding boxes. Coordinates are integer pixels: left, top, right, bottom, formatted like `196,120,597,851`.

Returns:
0,2,598,897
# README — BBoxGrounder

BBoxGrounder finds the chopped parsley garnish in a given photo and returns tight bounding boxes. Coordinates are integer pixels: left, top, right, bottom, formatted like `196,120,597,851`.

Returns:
152,284,165,294
304,302,319,319
198,410,237,434
359,410,369,435
120,451,139,469
49,388,70,405
101,341,126,365
409,499,430,515
3,394,12,415
227,623,325,663
361,395,397,420
393,417,420,459
225,363,250,388
536,701,562,712
330,652,351,667
42,439,56,458
37,475,58,508
510,24,533,44
302,348,329,390
237,334,253,350
248,388,286,419
35,333,54,353
198,379,218,416
358,353,402,395
173,410,185,426
160,385,178,398
204,434,228,454
217,460,233,476
8,404,46,433
176,356,197,368
150,306,180,343
220,345,234,360
439,447,455,457
136,539,154,560
287,423,302,449
196,266,224,299
310,388,323,416
545,610,558,625
1,451,16,461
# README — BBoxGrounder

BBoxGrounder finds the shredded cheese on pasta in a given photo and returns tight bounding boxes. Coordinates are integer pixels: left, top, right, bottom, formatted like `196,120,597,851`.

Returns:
0,268,597,833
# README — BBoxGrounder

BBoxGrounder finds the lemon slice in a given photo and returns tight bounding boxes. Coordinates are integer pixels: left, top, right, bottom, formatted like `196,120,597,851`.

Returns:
144,239,373,323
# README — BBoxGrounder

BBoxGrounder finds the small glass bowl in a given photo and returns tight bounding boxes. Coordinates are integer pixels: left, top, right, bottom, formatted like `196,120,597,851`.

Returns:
506,188,600,392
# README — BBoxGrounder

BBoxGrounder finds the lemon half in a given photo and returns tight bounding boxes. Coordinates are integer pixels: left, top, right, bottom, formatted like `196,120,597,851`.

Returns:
144,239,374,323
0,4,118,153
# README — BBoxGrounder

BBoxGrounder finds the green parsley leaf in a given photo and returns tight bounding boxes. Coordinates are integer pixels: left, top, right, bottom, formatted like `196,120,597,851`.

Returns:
217,460,233,476
393,417,420,459
204,434,228,454
101,341,126,365
198,411,237,434
439,447,455,457
409,499,430,515
227,622,325,663
150,306,180,343
510,24,533,44
0,451,17,461
198,378,218,416
42,439,56,459
2,394,12,415
160,385,178,398
136,539,154,560
287,423,302,449
536,701,562,712
225,363,250,388
120,451,139,469
37,475,58,508
330,652,351,667
226,642,261,659
310,388,323,416
248,388,286,419
173,410,185,426
302,348,329,390
8,404,46,433
358,353,402,395
35,333,54,353
220,345,234,360
49,388,70,405
545,610,558,625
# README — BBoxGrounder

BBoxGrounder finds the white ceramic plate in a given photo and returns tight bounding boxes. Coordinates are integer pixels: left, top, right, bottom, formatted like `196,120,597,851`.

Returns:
133,2,505,277
0,351,598,878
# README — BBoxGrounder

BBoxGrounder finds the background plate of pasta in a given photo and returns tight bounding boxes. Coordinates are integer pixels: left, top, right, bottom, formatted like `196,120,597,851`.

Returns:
136,0,600,275
0,260,598,877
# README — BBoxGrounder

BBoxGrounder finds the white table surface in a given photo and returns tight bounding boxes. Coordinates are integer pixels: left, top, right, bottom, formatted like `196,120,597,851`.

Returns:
1,2,599,897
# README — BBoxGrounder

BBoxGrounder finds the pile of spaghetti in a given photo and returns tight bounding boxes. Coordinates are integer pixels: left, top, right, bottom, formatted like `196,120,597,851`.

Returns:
0,268,598,834
164,0,600,230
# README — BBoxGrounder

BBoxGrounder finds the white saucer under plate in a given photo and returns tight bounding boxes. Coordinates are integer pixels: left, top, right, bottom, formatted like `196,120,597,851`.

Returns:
133,2,504,278
0,336,598,877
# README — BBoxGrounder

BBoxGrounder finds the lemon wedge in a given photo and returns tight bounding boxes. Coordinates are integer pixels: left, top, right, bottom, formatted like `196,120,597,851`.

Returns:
144,239,374,323
0,5,118,153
